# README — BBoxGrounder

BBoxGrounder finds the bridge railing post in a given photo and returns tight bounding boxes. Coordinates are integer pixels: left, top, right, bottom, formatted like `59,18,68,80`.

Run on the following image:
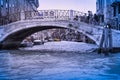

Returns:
70,10,74,21
20,10,25,20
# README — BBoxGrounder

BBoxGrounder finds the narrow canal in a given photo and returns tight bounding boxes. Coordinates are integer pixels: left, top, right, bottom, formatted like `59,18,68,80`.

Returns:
0,41,120,80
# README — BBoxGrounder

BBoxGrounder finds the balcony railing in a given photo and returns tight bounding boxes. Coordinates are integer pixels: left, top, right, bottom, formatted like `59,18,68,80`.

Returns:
111,0,120,6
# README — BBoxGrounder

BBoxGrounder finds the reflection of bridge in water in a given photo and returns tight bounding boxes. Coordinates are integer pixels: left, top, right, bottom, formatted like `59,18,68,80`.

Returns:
0,10,120,52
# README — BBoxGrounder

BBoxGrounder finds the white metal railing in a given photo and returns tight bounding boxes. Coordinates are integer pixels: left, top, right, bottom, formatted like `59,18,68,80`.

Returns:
0,9,86,26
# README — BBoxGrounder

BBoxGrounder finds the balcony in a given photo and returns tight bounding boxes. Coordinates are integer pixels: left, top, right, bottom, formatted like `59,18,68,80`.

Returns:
111,0,120,7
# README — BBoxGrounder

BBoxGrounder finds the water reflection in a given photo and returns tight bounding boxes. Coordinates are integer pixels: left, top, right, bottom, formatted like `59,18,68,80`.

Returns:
0,50,120,80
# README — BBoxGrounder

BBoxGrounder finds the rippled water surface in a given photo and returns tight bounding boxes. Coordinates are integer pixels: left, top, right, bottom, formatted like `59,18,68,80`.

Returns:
0,50,120,80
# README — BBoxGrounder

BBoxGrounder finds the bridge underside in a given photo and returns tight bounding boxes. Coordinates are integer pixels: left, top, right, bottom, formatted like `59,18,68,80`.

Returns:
0,25,96,49
0,26,65,49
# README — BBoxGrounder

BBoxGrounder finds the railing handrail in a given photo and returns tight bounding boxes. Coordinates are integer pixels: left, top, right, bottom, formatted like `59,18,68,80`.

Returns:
0,9,87,26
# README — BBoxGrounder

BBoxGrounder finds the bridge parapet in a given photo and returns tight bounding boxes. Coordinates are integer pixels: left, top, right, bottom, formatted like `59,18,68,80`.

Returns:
25,10,86,21
0,9,86,26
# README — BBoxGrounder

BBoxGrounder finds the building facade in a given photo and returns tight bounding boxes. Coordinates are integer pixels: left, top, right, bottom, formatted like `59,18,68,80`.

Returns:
96,0,120,30
0,0,39,25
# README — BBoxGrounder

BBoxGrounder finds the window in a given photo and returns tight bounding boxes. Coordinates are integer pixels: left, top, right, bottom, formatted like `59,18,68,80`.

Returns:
1,0,3,7
114,6,116,16
119,4,120,14
6,2,8,8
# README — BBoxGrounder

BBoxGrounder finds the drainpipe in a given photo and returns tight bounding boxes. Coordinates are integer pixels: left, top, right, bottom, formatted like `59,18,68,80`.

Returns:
7,0,10,23
104,0,111,23
104,0,108,23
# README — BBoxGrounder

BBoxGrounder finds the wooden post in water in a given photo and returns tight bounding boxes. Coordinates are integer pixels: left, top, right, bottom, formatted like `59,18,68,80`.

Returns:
98,23,112,55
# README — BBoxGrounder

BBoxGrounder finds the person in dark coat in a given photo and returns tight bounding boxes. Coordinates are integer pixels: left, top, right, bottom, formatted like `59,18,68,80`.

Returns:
93,14,99,25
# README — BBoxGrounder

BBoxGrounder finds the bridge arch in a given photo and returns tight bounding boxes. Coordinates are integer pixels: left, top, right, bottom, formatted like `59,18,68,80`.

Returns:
0,20,96,49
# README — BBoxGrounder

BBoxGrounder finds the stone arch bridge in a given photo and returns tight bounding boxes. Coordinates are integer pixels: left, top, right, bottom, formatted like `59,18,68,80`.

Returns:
0,10,120,49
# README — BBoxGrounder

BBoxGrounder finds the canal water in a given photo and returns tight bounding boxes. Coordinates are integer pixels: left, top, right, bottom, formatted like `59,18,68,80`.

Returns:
0,41,120,80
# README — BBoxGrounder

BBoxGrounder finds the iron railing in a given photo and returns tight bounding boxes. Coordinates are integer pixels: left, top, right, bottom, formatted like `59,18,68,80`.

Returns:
1,9,120,30
0,10,86,26
24,10,86,20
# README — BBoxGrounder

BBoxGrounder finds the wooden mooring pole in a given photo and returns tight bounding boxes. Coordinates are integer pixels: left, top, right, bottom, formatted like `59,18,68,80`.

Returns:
98,23,112,55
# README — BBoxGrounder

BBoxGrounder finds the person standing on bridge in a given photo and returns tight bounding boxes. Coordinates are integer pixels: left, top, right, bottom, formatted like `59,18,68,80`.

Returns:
87,11,93,24
74,15,79,21
93,14,99,25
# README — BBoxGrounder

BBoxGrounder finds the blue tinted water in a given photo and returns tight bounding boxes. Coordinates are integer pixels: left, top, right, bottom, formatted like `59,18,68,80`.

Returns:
0,50,120,80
